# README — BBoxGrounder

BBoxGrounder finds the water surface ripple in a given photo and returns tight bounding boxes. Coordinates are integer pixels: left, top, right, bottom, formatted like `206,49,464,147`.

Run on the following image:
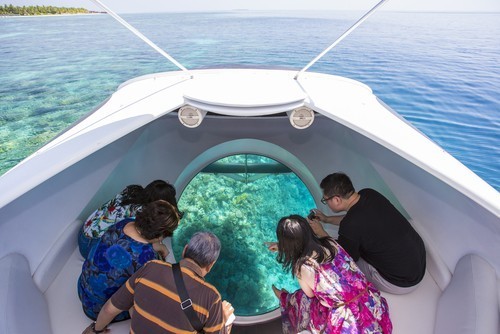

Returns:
0,11,499,190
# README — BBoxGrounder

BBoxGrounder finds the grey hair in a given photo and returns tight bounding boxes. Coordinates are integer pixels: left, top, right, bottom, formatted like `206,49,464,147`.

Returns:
184,231,221,267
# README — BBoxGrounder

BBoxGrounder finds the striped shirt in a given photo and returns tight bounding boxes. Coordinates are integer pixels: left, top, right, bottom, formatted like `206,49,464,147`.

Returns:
111,259,227,334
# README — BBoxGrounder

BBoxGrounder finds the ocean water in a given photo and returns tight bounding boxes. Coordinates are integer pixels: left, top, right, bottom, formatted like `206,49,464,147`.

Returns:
1,10,498,317
0,11,499,191
172,154,314,316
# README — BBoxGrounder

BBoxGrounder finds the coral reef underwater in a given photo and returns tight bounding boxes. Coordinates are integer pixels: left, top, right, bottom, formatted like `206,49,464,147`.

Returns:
172,155,315,316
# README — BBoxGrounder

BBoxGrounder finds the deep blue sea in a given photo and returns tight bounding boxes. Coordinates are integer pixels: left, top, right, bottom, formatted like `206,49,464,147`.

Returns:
0,11,499,191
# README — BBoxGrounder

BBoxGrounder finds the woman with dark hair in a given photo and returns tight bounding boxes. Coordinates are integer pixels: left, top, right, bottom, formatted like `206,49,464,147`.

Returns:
272,215,392,334
78,180,180,258
78,200,180,322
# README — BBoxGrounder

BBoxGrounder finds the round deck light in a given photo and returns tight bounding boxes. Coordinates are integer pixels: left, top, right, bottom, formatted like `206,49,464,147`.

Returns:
287,107,314,129
178,105,206,128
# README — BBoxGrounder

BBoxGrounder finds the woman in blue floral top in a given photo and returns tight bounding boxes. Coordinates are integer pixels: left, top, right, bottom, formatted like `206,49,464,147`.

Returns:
78,200,180,322
78,180,179,258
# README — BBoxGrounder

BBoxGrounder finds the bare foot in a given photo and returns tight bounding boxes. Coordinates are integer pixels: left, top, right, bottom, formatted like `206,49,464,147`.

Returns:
272,284,282,299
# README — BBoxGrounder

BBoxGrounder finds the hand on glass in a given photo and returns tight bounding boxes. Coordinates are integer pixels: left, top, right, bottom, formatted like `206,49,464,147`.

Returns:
264,241,278,252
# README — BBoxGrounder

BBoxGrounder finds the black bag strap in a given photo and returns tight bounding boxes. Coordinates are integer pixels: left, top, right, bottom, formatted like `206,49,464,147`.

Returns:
172,263,204,333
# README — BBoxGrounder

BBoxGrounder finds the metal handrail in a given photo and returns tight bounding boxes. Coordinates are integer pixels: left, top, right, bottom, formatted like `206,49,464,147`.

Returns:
89,0,192,77
295,0,390,80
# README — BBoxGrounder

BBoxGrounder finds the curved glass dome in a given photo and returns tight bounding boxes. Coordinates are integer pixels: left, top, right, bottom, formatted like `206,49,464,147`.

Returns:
172,154,316,317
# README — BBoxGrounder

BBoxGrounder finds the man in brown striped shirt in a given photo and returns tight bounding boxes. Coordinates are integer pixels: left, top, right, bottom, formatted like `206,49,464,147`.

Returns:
83,232,234,334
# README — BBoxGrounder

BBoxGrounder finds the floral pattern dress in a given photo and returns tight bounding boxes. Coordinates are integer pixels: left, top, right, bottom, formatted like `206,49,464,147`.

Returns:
78,190,141,258
78,219,157,321
278,245,392,333
83,191,141,238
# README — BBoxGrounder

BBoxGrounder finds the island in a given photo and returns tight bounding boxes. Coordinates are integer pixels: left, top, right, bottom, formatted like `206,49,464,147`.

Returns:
0,4,103,16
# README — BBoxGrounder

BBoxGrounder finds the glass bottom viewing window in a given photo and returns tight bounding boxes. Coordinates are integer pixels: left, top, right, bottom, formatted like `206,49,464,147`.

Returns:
172,154,315,316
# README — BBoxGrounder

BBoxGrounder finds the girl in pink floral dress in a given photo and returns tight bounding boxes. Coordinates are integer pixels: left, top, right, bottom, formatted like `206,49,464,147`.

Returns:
273,215,392,333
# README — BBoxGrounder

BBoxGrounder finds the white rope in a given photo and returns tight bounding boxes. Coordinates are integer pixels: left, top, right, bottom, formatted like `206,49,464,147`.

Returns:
295,0,390,80
89,0,192,76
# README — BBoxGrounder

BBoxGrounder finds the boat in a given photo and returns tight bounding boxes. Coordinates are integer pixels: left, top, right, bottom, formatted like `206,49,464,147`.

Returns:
0,1,498,333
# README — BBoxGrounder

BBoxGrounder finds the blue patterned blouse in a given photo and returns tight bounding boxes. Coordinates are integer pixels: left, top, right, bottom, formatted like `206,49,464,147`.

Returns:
78,218,157,321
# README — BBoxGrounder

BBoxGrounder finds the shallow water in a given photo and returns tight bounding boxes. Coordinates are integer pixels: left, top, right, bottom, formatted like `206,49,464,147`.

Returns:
1,9,498,319
1,11,498,190
172,155,315,316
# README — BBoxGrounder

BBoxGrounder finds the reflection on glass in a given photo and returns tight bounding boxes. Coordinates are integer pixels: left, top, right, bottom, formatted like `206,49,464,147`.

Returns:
173,154,315,316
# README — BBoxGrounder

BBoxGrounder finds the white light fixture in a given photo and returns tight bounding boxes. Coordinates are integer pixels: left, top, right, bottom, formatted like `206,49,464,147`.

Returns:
287,107,314,129
178,105,206,128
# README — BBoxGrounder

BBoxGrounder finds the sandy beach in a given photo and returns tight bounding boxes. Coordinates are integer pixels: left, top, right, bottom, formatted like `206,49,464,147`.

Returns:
0,13,105,18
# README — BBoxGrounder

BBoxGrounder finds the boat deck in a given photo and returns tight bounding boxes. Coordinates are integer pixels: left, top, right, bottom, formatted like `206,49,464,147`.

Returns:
45,247,440,334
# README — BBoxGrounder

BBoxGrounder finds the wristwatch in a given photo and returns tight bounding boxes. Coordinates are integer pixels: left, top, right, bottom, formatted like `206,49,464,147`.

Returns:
90,322,106,333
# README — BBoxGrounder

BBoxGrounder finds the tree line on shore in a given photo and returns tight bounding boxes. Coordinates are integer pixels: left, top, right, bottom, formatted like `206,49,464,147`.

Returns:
0,4,100,15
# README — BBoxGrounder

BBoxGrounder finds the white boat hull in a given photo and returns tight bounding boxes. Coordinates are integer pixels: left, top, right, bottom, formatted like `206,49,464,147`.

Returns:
0,69,498,333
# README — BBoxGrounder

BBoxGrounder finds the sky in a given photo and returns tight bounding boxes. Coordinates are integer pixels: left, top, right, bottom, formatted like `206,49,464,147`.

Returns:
2,0,500,13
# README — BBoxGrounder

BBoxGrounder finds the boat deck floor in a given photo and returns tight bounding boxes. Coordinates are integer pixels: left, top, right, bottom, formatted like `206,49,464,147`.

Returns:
45,248,440,333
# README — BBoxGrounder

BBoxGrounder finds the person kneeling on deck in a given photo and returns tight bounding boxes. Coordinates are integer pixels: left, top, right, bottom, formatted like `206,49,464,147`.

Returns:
310,172,426,295
78,200,180,322
82,231,235,334
78,180,182,259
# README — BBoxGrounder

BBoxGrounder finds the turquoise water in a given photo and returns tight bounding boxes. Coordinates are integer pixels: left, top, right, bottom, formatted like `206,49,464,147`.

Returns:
0,11,498,190
1,10,498,318
172,155,314,316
